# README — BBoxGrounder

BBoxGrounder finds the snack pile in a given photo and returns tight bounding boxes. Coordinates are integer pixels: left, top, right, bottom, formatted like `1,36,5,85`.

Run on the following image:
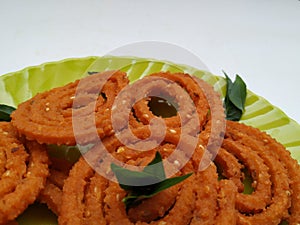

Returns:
0,71,299,225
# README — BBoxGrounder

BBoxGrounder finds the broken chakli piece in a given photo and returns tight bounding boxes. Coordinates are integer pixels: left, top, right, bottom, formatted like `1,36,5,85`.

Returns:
2,70,300,225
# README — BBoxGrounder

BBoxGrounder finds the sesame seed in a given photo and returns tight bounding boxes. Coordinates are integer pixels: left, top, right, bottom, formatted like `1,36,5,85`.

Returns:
143,114,149,119
163,148,169,152
45,107,50,112
117,147,125,153
169,129,177,134
198,144,204,150
85,210,91,217
4,170,11,177
174,160,180,167
205,185,210,193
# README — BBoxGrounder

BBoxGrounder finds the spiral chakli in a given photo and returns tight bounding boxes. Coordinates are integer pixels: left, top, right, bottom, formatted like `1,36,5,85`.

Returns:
11,70,129,146
217,121,300,225
8,70,300,224
59,121,300,225
58,71,230,225
0,122,49,224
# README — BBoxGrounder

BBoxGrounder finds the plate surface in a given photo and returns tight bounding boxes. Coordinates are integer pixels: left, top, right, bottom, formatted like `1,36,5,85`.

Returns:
0,56,299,224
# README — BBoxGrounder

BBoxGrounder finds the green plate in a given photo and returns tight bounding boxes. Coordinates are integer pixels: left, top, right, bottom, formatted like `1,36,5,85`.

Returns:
1,56,299,224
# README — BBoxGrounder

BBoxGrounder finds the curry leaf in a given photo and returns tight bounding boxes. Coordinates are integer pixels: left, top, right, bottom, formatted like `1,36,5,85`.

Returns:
228,75,247,111
111,152,192,209
223,71,247,121
0,104,16,122
143,151,166,180
151,173,192,194
111,163,162,191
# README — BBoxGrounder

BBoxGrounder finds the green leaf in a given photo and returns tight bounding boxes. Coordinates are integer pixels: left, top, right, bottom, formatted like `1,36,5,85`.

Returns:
224,99,243,121
0,104,16,121
111,163,162,191
111,152,192,209
223,71,247,121
121,173,192,208
228,75,247,111
153,173,192,194
143,151,166,180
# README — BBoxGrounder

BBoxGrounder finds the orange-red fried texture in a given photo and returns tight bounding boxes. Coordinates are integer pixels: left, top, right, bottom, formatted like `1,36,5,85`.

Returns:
59,156,197,225
222,121,300,225
214,180,237,225
0,122,49,224
59,130,201,225
58,157,108,225
5,70,300,225
38,157,73,215
132,72,210,131
11,71,129,146
124,72,224,147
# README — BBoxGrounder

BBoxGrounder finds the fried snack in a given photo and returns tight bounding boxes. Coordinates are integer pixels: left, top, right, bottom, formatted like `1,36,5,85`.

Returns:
59,125,230,225
223,138,274,213
132,72,210,131
190,164,218,225
5,69,300,225
59,156,196,225
11,71,129,146
112,72,224,149
105,175,195,225
58,157,108,225
214,180,237,225
219,121,300,225
59,128,198,225
0,122,49,224
215,148,244,192
38,157,73,215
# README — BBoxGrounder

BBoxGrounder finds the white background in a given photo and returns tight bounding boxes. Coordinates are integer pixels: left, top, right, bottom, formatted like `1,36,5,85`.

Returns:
0,0,299,123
